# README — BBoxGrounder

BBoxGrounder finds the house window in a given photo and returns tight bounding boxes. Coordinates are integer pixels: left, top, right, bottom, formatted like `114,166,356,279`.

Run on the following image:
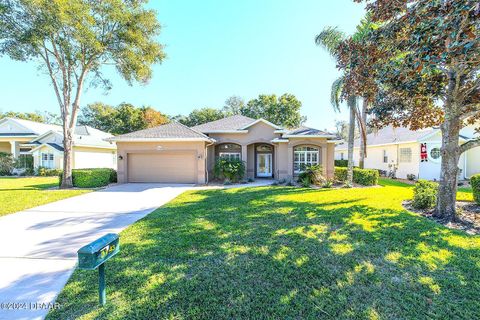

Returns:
219,152,241,161
399,148,412,163
41,153,54,169
383,150,388,163
256,144,273,152
216,143,242,161
294,146,319,173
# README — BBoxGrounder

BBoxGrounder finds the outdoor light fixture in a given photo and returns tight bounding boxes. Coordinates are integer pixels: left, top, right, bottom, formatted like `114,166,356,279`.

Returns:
118,155,123,160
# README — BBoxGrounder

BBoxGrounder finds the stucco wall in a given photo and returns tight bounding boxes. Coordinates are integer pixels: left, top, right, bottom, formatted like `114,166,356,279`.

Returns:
466,146,480,178
73,147,116,169
116,141,207,184
206,122,335,181
32,145,63,169
0,142,10,153
286,138,333,180
336,142,421,179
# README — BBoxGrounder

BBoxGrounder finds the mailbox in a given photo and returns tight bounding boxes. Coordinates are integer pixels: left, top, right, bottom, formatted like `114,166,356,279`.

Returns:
78,233,119,270
77,233,120,306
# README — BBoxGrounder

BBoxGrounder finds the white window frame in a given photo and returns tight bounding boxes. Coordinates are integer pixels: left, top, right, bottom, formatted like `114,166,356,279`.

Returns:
399,148,412,163
383,150,388,163
219,152,241,161
294,146,319,174
41,152,54,169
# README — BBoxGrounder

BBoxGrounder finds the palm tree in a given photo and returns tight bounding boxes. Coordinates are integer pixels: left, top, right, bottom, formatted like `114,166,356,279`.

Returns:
315,27,357,185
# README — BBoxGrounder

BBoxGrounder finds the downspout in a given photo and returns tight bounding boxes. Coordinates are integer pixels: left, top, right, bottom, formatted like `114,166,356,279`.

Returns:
464,150,468,180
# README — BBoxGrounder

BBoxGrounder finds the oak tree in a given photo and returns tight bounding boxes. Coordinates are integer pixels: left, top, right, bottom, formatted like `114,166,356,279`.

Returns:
0,0,165,188
349,0,480,220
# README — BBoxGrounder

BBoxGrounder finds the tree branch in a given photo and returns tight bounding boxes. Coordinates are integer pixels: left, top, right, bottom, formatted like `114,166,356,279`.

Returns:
460,137,480,154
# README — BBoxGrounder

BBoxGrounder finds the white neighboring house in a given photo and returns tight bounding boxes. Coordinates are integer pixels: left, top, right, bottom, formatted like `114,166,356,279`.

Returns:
0,117,117,171
335,125,480,181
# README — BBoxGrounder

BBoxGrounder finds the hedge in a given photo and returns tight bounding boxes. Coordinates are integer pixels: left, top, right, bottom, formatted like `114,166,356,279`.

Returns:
334,167,379,186
471,174,480,205
334,160,348,167
59,168,117,188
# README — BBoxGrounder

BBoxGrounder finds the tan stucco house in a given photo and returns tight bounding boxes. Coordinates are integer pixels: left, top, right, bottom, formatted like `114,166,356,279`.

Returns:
109,115,338,184
0,117,117,171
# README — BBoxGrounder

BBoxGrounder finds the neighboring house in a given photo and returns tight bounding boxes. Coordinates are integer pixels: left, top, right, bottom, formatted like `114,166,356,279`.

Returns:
109,115,338,184
0,117,117,170
335,125,480,180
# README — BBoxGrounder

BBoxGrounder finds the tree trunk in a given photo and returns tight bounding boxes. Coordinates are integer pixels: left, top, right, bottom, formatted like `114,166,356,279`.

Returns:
60,127,74,189
347,96,356,186
434,113,461,221
359,98,368,169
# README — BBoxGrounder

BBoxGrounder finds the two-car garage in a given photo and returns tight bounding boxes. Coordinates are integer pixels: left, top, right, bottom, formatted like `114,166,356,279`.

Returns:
127,152,197,183
108,122,212,185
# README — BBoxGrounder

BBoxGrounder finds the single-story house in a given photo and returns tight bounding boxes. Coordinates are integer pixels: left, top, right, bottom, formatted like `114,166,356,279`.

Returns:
0,117,117,170
108,115,339,184
335,125,480,180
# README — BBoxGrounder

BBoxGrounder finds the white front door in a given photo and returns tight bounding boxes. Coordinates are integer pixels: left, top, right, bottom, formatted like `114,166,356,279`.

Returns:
257,153,272,177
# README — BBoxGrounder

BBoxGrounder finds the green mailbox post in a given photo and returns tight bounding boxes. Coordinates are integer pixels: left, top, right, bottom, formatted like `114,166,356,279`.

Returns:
78,233,120,306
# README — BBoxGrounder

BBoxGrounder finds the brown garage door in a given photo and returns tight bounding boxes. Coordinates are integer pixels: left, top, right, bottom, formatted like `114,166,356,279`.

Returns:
127,152,196,183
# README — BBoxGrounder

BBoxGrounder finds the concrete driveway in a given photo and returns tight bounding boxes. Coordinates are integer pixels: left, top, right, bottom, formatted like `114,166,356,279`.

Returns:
0,183,193,320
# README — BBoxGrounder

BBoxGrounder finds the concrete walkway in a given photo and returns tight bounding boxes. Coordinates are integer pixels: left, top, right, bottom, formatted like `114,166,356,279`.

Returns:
0,183,194,320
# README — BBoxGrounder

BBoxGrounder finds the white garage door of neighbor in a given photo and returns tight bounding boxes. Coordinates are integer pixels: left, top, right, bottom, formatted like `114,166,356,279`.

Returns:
127,152,196,183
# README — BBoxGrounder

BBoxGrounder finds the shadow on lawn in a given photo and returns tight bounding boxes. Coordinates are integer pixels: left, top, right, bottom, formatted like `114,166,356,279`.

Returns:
48,187,480,320
0,183,58,191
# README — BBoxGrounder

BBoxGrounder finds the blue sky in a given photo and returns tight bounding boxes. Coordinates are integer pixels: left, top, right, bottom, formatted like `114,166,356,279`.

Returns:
0,0,365,131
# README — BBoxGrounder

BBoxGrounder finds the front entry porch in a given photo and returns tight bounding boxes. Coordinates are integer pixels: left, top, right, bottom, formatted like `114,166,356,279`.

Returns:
211,142,275,179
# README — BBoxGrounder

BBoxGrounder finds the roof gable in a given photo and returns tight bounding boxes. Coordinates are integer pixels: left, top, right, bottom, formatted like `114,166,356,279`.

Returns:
0,118,38,136
192,115,256,133
0,118,61,135
108,122,212,141
239,118,282,130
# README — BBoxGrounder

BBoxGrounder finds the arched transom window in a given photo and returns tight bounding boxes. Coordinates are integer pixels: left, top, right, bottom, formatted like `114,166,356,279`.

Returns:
294,146,319,173
216,143,241,160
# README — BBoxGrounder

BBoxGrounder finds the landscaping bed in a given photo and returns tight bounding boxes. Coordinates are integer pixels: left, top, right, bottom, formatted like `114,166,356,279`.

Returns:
403,200,480,235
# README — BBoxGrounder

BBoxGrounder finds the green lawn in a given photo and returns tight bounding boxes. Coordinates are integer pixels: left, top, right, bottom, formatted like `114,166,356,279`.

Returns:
0,177,91,217
48,179,479,319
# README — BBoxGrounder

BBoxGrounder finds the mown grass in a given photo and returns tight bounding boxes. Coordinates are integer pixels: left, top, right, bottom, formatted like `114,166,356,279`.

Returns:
0,177,91,217
48,179,479,319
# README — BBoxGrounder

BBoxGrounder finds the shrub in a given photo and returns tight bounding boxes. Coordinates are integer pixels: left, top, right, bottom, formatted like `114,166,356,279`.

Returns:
0,152,14,175
412,180,438,209
59,168,117,188
214,158,246,183
407,174,417,181
300,176,311,188
38,167,63,176
334,167,379,186
323,179,334,188
334,167,348,182
471,174,480,205
334,160,348,167
297,165,326,186
354,168,379,186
